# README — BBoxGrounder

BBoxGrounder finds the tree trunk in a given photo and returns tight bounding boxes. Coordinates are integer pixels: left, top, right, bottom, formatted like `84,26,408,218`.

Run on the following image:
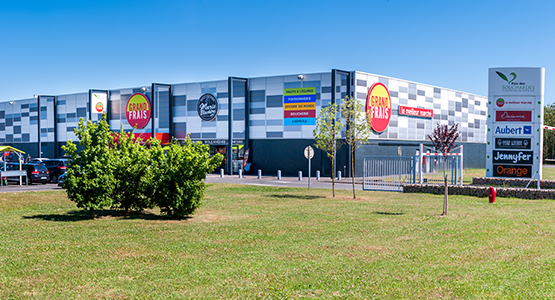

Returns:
331,154,336,197
351,143,356,199
442,156,448,216
443,174,448,216
89,207,96,218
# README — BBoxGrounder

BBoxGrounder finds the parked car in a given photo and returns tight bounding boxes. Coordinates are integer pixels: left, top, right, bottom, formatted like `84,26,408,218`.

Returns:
42,159,69,183
5,163,49,185
57,173,66,188
29,158,50,163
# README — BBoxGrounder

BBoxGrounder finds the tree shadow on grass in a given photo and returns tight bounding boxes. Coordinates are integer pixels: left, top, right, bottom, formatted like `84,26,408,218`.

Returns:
374,211,404,216
23,210,191,222
268,194,326,200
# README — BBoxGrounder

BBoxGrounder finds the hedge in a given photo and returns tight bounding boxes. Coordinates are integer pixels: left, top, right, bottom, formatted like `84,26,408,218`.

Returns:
403,184,555,200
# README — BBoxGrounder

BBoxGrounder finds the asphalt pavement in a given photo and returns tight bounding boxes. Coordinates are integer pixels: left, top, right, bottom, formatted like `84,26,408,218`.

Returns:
0,181,63,193
205,173,363,190
0,174,361,193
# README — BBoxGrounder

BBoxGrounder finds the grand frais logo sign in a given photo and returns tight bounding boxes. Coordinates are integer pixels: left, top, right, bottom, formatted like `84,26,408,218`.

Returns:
126,93,151,129
366,82,391,133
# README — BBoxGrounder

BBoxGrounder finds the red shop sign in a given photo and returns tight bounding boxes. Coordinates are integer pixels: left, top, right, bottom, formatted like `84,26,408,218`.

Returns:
495,111,532,122
399,106,433,118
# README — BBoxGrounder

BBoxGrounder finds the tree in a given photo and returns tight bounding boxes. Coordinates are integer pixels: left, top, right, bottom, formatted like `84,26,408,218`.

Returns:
110,128,155,214
313,103,343,197
62,113,117,218
149,137,223,217
427,123,460,216
543,104,555,160
340,96,372,199
63,114,223,218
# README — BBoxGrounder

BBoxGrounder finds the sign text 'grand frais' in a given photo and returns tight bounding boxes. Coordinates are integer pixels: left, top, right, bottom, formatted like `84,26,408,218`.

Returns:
366,82,391,133
126,93,152,129
487,67,545,181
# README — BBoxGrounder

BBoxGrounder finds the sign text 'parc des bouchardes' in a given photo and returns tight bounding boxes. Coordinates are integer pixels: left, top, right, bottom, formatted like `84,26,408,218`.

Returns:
126,93,151,129
366,83,391,133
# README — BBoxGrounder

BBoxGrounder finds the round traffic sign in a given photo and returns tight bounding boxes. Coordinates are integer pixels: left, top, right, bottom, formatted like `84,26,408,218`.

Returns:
304,146,314,159
3,151,11,157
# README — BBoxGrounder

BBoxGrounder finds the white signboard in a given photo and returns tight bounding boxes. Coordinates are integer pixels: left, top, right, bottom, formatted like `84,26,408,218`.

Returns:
487,67,544,181
91,92,108,114
304,146,314,159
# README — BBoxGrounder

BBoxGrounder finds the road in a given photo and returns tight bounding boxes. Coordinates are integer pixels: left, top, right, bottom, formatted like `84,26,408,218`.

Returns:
0,174,363,193
205,173,363,190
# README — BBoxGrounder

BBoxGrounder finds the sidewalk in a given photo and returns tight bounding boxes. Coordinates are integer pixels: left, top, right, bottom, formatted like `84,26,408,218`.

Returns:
205,173,364,190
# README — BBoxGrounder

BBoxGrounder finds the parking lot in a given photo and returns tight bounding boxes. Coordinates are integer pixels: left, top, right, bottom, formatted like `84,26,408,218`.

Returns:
0,181,62,193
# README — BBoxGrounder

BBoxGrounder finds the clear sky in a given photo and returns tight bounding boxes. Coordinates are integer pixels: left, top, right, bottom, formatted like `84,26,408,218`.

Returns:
1,0,554,103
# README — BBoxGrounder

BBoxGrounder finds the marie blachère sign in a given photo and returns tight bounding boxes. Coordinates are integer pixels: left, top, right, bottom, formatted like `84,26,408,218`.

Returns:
486,67,545,179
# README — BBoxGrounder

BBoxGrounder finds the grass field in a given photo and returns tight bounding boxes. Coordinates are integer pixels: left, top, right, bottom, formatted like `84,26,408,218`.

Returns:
2,184,555,299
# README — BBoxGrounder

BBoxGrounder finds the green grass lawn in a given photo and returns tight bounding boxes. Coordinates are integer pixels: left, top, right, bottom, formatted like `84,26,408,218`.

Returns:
2,185,555,299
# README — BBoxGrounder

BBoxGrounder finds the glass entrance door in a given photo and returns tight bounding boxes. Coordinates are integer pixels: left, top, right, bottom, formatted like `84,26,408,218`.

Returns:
152,84,172,144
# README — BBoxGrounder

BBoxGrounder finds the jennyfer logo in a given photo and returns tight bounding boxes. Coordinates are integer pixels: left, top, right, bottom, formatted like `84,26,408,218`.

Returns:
496,71,517,84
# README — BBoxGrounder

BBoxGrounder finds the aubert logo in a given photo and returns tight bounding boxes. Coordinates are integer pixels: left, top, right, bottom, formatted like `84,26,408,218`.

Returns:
496,71,517,84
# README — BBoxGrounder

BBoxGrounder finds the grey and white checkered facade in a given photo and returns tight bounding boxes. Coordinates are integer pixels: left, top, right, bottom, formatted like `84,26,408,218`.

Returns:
0,69,487,161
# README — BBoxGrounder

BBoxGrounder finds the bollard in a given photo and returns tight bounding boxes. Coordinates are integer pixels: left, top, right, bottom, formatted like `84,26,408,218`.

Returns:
258,169,262,179
298,171,302,181
277,170,281,180
337,171,342,181
316,170,320,181
239,169,242,178
220,168,224,178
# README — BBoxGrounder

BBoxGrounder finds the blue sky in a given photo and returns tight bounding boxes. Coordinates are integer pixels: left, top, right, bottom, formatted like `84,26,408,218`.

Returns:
1,0,554,103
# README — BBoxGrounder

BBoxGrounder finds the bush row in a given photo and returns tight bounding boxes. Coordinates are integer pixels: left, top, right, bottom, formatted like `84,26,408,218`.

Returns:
63,115,223,218
472,177,555,189
403,184,555,200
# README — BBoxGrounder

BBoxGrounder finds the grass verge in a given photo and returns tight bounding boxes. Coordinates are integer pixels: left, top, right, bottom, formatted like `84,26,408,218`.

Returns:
2,185,555,298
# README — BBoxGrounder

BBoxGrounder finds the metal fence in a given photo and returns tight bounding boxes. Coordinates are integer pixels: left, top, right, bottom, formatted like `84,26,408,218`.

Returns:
362,144,463,192
419,155,462,185
362,156,418,191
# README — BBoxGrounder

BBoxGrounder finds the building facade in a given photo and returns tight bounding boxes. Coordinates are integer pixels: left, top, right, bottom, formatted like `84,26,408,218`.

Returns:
0,69,487,176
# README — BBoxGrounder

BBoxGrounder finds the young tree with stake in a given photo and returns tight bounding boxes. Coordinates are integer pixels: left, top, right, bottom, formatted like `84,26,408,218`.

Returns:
340,96,372,199
427,123,460,216
313,103,343,197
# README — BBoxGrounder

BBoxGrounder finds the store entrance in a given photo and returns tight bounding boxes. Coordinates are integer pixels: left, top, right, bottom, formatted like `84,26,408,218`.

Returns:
208,143,245,174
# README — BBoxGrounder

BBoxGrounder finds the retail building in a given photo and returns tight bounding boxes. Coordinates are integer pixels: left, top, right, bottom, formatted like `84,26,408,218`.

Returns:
0,69,487,176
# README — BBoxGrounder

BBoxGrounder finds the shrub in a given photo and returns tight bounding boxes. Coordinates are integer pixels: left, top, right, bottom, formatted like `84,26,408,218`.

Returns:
63,114,223,218
149,138,223,217
63,114,116,217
